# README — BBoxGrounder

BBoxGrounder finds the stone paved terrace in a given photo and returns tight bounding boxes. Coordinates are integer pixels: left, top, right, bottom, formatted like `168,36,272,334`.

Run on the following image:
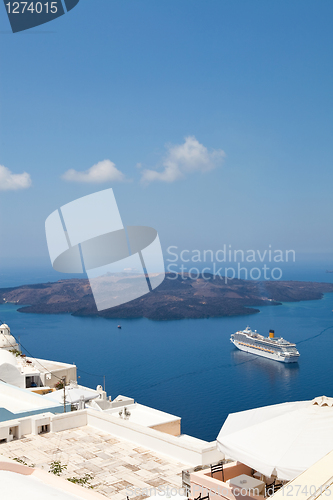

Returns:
0,425,186,500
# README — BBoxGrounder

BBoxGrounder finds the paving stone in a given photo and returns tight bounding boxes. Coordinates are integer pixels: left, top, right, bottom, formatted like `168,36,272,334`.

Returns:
0,424,186,500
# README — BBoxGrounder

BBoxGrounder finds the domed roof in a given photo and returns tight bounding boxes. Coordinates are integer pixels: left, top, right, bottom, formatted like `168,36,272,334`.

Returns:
0,335,17,349
0,323,17,349
0,349,19,367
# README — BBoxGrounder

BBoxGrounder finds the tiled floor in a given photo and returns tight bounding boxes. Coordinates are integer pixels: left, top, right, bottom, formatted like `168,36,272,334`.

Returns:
0,426,186,500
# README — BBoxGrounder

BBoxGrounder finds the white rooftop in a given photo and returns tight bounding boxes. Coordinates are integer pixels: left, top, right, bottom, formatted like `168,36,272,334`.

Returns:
104,402,180,427
0,350,42,377
0,351,75,376
0,382,60,413
31,357,76,373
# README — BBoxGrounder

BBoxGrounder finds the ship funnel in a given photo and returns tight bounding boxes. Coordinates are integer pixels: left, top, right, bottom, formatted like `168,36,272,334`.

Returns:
269,329,275,338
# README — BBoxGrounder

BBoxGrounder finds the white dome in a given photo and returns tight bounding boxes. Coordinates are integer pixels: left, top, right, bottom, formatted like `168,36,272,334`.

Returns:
0,323,18,350
0,334,18,349
0,349,19,367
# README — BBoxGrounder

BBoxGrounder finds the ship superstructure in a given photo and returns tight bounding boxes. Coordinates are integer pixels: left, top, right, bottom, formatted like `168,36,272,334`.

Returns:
230,326,300,363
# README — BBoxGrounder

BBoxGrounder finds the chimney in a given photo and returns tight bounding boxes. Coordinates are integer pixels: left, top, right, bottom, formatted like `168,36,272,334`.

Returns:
269,329,275,338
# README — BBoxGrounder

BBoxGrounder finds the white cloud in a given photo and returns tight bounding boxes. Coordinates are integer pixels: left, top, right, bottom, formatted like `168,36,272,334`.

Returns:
62,159,126,183
0,165,32,191
141,136,225,184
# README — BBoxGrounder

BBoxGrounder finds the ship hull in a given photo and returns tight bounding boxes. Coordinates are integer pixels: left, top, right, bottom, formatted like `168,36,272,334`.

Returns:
231,339,299,363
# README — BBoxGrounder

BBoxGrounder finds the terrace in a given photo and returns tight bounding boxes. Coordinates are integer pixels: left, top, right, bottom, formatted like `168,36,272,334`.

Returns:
188,461,286,500
0,423,186,500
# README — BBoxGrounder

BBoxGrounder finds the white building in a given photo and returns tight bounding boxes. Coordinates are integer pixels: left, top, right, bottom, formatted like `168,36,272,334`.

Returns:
0,349,76,390
0,322,76,390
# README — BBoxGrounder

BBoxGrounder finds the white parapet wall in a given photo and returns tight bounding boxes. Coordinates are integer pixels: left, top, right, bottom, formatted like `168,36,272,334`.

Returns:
50,410,88,433
84,409,223,466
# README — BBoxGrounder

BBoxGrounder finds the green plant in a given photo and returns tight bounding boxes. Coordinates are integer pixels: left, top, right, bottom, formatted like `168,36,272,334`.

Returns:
9,349,22,357
48,461,94,488
67,473,94,488
49,460,67,476
13,457,27,466
54,380,65,390
13,457,35,467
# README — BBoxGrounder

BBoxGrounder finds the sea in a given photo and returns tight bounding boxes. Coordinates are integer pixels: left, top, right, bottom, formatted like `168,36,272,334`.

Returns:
0,263,332,442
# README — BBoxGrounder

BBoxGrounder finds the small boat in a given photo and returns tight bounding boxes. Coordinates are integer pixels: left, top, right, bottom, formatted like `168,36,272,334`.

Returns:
117,325,121,329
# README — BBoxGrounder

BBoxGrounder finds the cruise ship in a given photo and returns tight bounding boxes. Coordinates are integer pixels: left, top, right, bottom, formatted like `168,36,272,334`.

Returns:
230,326,300,363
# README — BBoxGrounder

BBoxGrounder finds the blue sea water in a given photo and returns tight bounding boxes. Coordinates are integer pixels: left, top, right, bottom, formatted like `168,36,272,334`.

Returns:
0,288,332,442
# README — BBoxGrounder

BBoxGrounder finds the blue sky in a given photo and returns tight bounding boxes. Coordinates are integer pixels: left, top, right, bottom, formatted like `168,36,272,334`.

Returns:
0,0,332,270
